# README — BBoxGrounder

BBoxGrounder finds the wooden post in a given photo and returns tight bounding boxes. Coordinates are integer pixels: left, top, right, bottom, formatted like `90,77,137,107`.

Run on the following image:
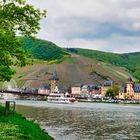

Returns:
4,101,16,115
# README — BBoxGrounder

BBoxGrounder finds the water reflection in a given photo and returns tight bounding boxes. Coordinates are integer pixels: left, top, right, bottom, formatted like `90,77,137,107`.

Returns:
16,103,140,140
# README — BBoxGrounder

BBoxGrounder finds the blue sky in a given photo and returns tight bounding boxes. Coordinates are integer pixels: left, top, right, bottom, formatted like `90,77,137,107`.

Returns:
27,0,140,53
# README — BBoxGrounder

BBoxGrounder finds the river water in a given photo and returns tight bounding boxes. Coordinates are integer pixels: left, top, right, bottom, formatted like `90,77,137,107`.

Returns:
15,101,140,140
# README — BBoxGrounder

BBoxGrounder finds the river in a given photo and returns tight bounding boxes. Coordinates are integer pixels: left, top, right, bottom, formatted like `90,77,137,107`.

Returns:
15,101,140,140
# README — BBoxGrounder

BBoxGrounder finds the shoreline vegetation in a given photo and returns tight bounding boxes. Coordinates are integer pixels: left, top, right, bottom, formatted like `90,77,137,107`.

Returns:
0,105,53,140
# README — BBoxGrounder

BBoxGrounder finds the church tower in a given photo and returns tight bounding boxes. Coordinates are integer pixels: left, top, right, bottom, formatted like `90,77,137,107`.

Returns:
126,77,134,99
50,71,59,92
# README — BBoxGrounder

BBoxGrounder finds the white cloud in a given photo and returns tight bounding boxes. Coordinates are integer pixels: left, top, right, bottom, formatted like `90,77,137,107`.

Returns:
26,0,140,53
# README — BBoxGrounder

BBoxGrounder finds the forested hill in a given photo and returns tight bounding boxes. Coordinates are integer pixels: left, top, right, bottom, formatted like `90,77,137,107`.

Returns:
12,41,135,86
18,37,140,80
20,37,69,63
67,48,140,80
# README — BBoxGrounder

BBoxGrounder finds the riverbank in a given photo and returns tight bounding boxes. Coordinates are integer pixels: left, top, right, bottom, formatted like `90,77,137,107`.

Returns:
77,98,140,104
0,105,53,140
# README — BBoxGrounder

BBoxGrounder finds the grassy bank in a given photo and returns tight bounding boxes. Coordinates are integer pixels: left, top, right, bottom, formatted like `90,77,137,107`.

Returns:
0,105,53,140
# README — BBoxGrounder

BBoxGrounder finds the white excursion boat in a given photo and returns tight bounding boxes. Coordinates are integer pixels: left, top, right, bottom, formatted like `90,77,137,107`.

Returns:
47,93,77,104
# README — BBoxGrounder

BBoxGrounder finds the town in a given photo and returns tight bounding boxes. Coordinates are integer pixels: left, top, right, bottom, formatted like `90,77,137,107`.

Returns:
1,71,140,103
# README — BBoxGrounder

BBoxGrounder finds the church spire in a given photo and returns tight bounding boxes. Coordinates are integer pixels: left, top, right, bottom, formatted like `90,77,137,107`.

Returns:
127,76,133,83
50,71,59,81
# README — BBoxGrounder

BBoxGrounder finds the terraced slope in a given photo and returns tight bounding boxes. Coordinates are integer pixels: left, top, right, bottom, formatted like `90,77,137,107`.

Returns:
13,54,132,87
67,48,140,79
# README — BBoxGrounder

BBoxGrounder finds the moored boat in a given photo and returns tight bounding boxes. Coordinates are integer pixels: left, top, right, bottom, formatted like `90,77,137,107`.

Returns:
47,93,77,104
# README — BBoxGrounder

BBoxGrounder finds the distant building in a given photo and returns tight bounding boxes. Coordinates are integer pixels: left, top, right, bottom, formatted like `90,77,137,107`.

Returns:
81,85,89,94
134,84,140,100
71,85,81,97
88,85,101,95
72,84,101,98
101,80,113,96
119,77,140,100
38,83,50,95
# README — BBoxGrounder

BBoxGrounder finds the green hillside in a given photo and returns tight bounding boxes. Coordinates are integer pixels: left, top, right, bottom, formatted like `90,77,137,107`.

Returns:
67,48,140,80
19,37,140,80
7,38,139,87
20,37,69,63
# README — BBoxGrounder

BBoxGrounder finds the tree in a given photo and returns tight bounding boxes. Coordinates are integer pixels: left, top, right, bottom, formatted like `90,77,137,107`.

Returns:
105,85,119,99
0,0,46,81
112,84,119,97
105,88,114,98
